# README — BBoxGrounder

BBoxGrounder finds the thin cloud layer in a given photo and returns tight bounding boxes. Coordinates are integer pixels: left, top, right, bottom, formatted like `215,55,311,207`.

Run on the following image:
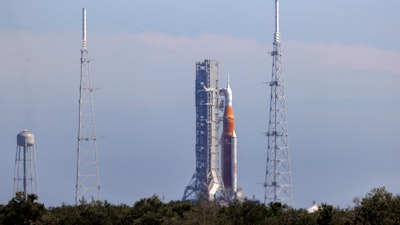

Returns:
2,31,398,79
1,31,398,109
285,41,400,74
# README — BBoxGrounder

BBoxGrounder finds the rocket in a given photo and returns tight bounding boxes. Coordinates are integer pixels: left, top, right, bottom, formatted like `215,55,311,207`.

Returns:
221,75,237,199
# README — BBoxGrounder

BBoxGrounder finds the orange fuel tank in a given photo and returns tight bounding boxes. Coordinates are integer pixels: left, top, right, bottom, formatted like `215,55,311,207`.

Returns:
221,75,237,199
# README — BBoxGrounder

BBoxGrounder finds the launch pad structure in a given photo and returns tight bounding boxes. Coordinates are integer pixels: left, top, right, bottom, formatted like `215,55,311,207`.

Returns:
264,0,293,206
182,60,227,202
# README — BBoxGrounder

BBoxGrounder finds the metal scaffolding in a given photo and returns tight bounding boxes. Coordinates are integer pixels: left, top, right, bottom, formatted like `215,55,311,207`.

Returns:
76,8,100,204
182,60,226,202
264,0,293,206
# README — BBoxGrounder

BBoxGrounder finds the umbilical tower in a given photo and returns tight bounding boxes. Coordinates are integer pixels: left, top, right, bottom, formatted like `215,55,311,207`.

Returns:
182,60,227,202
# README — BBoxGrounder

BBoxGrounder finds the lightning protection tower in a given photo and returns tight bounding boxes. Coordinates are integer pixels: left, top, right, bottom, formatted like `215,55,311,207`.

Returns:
14,130,38,200
76,8,100,204
182,60,227,202
264,0,293,206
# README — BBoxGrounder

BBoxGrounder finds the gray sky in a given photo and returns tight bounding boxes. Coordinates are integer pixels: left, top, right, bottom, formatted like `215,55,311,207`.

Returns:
0,0,399,208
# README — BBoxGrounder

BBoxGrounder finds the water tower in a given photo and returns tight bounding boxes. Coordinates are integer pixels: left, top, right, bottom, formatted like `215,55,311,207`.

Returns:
14,130,38,199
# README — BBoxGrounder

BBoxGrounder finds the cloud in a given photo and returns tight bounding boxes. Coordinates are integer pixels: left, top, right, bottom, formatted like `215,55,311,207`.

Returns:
285,41,400,74
1,30,399,111
1,31,399,111
103,31,266,62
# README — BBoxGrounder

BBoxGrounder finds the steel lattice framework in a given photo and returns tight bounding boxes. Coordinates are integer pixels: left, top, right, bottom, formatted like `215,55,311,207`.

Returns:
182,60,227,202
264,0,293,206
76,8,100,204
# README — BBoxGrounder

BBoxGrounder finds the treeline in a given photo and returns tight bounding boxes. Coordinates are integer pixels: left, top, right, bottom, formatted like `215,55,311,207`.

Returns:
1,187,400,225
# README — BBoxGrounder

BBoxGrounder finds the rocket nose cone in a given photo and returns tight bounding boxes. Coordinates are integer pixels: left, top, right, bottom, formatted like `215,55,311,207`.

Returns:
224,74,233,106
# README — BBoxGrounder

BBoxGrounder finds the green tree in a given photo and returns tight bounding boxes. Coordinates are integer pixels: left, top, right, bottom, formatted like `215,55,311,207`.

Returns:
44,201,131,225
354,187,400,225
119,195,165,225
0,192,45,225
317,203,333,225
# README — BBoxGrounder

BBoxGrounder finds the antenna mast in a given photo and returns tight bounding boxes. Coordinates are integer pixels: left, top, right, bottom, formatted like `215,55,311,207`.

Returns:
264,0,293,206
76,8,101,204
82,8,87,50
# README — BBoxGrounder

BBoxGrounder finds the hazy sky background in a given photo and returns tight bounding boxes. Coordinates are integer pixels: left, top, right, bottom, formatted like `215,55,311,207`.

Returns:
1,0,399,208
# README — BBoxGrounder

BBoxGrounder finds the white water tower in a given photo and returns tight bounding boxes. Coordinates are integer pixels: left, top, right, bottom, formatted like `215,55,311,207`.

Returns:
14,130,38,199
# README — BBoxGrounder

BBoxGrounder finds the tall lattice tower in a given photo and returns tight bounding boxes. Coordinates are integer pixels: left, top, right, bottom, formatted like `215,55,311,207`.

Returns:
14,130,38,199
182,60,226,202
264,0,293,206
76,8,100,204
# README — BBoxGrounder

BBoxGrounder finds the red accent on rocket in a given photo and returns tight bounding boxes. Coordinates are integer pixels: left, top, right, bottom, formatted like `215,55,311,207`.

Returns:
221,77,237,199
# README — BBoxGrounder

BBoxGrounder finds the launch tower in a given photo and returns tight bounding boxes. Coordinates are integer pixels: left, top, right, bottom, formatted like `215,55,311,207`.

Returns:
76,8,101,204
14,130,38,199
264,0,293,206
182,60,226,201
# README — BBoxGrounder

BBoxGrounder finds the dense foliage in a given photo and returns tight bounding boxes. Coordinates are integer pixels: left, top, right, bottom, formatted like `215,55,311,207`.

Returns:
1,187,400,224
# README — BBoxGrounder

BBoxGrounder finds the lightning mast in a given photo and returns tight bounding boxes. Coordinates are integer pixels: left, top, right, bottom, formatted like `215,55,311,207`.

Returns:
264,0,293,206
76,8,100,204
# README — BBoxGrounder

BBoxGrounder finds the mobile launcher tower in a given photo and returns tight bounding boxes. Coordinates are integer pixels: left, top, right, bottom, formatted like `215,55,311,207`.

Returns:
182,60,240,202
182,60,227,202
